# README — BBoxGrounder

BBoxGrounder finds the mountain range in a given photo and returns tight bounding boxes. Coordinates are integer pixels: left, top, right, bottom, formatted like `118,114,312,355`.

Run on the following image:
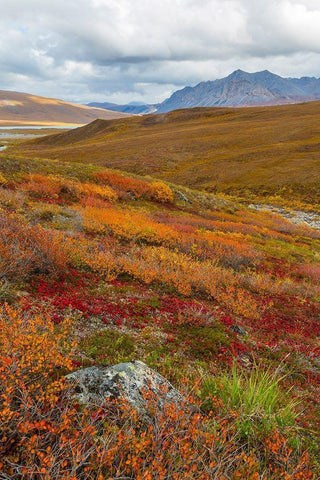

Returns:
2,70,320,125
90,70,320,114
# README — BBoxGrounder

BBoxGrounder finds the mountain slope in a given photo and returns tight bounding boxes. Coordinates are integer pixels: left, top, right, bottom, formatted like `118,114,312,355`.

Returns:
13,101,320,206
156,70,320,112
0,90,130,126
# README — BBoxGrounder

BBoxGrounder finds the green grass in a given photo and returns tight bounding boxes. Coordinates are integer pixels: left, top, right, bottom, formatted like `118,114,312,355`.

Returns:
200,364,300,438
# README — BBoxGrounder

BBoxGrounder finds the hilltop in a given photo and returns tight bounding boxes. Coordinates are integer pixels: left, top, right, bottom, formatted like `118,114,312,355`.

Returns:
0,90,130,126
15,100,320,207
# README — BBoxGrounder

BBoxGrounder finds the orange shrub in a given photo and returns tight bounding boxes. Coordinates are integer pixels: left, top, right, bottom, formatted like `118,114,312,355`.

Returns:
119,245,234,297
0,172,7,185
94,170,151,198
0,306,76,477
81,206,179,245
67,236,119,280
149,181,173,203
79,182,117,202
196,230,262,269
22,173,62,200
21,174,117,204
216,284,260,319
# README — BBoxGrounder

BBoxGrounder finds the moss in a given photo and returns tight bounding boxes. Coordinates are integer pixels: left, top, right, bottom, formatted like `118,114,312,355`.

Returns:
80,329,137,365
165,324,231,360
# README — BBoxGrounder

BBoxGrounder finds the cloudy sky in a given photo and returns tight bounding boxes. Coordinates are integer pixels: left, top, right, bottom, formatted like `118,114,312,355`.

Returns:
1,0,320,104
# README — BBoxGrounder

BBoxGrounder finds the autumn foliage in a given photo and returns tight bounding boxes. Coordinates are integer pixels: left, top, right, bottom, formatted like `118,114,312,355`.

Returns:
0,156,319,477
0,306,313,479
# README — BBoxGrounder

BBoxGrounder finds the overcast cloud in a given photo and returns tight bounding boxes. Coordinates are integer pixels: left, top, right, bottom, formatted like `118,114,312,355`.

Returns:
1,0,320,104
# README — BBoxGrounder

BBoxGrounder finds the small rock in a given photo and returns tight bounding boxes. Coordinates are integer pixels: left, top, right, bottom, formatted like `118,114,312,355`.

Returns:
127,191,136,200
66,360,183,415
230,324,247,336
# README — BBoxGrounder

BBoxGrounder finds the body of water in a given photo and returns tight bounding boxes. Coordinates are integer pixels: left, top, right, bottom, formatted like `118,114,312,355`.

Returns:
0,125,79,130
0,125,79,141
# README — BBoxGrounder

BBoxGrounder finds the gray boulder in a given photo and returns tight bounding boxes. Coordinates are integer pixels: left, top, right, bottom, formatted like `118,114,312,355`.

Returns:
66,361,183,415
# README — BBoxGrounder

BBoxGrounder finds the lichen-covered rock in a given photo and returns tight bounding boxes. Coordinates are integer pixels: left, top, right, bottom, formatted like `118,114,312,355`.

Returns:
66,361,183,414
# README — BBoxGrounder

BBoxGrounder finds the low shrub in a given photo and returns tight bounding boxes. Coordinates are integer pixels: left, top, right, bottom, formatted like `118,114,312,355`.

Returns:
150,181,174,204
0,213,68,280
94,170,151,198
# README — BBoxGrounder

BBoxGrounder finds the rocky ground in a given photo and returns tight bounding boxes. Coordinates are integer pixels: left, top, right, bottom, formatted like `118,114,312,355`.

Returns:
249,203,320,230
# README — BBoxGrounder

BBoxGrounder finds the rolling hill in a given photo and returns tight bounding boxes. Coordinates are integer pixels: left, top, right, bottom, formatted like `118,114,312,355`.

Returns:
14,101,320,205
157,70,320,112
0,90,130,126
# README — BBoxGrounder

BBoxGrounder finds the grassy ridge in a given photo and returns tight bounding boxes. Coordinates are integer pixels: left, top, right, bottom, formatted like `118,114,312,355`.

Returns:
13,101,320,206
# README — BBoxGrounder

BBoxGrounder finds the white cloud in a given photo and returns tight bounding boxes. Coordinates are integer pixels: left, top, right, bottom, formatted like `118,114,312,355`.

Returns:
0,0,319,103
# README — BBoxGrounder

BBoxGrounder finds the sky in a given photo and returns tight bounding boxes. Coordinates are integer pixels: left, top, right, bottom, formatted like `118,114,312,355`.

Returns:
1,0,320,104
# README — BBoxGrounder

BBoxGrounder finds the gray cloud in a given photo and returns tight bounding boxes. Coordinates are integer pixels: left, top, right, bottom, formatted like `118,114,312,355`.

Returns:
0,0,320,103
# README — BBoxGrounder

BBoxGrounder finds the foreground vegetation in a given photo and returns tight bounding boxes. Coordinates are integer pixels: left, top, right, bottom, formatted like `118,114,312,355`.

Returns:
0,152,319,478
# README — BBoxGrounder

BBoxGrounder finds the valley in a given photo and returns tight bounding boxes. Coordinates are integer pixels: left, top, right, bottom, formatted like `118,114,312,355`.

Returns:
13,101,320,209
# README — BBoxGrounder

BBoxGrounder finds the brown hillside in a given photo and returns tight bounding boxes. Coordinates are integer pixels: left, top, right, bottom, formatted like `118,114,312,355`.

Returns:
13,102,320,203
0,90,130,126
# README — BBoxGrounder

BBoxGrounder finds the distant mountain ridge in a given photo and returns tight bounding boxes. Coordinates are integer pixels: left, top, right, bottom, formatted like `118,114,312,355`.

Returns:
156,70,320,112
87,102,157,115
92,70,320,115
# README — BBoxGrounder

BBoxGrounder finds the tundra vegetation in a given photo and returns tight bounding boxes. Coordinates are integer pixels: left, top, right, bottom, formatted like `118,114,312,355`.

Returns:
15,102,320,211
0,151,319,478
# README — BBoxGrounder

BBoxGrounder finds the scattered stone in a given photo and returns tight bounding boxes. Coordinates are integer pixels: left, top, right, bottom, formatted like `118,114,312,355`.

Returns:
66,360,183,415
230,324,247,336
176,190,192,203
293,354,320,376
127,191,136,200
238,353,252,367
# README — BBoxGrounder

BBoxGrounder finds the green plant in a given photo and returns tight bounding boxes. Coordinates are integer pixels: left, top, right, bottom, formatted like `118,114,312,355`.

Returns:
176,325,230,359
200,364,300,438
